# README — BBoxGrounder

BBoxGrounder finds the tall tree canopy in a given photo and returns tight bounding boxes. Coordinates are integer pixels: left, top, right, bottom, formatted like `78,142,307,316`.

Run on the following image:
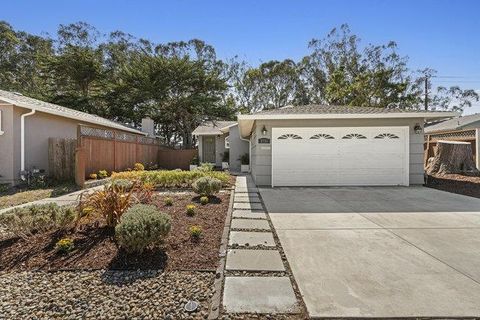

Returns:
0,21,477,146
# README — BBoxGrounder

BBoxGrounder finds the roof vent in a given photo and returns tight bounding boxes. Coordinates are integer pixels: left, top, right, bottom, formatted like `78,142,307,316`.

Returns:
12,92,23,96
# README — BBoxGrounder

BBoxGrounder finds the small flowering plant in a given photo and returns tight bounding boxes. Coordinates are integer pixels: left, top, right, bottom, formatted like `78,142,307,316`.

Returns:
55,238,74,254
186,204,196,216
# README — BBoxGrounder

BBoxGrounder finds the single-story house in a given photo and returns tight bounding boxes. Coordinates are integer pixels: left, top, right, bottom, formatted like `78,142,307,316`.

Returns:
192,121,249,172
207,104,455,187
0,90,146,186
425,113,480,133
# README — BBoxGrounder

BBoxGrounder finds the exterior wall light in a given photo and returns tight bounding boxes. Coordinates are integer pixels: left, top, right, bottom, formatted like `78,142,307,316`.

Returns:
414,123,422,134
261,125,268,136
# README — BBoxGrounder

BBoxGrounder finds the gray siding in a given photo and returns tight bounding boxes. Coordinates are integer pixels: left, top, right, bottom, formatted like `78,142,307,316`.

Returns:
0,103,15,185
228,124,249,171
250,118,425,186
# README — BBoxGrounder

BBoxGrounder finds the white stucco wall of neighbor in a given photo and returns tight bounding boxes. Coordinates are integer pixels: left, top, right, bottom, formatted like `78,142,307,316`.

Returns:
250,118,425,186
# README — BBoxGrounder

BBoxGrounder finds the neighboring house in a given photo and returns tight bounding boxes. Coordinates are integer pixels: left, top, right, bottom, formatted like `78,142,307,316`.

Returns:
233,104,456,187
0,90,146,186
424,113,480,133
192,121,249,171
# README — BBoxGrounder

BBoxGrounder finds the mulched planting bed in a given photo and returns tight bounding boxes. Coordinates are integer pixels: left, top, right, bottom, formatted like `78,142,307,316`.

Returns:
426,174,480,198
0,191,230,272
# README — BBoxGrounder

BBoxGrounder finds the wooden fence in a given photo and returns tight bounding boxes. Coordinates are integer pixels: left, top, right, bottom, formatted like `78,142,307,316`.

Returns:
75,125,162,186
158,148,198,170
424,128,479,168
48,138,76,181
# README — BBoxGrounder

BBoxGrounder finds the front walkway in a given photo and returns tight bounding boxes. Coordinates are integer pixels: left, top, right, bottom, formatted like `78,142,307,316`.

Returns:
221,176,302,315
0,186,103,214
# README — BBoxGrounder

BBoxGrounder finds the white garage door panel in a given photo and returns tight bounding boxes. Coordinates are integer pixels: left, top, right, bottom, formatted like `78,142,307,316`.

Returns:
272,127,409,186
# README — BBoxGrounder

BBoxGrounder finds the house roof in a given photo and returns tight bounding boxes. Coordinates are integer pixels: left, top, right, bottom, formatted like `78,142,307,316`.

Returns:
0,90,145,135
192,120,237,135
237,104,459,138
424,113,480,133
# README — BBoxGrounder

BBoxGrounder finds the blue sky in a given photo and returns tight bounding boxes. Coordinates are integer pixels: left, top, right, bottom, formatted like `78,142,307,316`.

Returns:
2,0,480,113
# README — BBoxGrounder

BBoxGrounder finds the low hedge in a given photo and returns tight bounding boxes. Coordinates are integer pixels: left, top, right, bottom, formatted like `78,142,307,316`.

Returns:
111,170,230,188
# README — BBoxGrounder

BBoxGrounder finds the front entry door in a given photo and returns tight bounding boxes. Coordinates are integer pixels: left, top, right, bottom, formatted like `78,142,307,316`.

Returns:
202,136,216,163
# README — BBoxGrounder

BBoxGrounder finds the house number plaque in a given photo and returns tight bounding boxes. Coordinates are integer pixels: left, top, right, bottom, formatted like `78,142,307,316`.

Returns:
258,138,270,144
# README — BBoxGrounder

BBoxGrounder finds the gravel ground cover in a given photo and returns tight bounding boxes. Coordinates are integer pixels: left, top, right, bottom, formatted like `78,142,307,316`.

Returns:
0,191,230,271
0,270,214,319
426,173,480,198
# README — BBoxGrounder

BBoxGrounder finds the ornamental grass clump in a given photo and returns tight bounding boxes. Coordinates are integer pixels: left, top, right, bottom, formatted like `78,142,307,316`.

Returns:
115,204,171,253
192,176,222,196
0,203,75,239
77,181,137,227
134,162,145,171
98,170,108,179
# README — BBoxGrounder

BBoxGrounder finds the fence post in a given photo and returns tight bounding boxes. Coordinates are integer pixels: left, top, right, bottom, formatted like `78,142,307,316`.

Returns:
75,147,86,188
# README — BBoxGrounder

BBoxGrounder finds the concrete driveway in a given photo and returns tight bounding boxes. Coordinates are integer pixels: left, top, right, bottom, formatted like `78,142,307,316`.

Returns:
259,186,480,318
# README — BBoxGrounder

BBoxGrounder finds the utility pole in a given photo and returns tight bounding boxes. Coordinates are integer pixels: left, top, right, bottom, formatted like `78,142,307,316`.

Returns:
424,75,429,111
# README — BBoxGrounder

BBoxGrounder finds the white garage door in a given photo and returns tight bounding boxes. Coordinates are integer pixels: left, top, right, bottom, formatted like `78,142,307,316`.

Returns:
271,127,409,186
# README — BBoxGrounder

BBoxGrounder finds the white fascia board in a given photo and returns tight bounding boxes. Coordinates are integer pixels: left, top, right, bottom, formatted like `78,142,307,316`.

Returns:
237,111,459,138
237,111,459,121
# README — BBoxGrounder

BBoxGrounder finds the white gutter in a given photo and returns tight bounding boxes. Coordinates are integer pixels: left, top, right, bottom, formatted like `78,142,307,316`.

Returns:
0,110,4,135
21,109,36,175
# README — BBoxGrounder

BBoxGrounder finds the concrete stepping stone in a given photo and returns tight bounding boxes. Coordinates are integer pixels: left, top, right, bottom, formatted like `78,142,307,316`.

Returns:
231,219,270,230
234,196,261,203
226,249,285,271
229,231,275,247
223,277,299,313
235,187,259,193
232,210,267,219
234,202,263,210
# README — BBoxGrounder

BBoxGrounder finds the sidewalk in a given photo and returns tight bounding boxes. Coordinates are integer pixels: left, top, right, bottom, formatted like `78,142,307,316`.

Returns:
0,185,103,214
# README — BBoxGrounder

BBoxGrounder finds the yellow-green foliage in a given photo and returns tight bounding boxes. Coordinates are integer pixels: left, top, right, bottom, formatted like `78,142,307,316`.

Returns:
89,173,98,180
200,196,209,205
134,163,145,171
164,197,173,206
186,204,196,216
98,170,108,179
189,225,202,240
111,170,230,188
55,238,74,253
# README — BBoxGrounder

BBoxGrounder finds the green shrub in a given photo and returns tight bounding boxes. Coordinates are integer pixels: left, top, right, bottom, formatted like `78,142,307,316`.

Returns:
110,169,230,189
164,197,173,206
186,204,196,216
111,178,133,190
98,170,108,179
89,173,98,180
192,177,222,196
190,155,200,165
195,163,214,172
0,203,75,239
189,225,202,240
239,153,249,165
200,196,209,205
115,204,171,253
134,163,145,171
55,238,74,254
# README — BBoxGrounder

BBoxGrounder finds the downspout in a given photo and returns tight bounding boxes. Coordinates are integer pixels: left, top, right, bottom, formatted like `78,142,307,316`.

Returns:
0,110,4,135
21,109,36,179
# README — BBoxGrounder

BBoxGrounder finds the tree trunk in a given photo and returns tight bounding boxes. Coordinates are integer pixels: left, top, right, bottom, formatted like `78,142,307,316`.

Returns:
426,140,479,175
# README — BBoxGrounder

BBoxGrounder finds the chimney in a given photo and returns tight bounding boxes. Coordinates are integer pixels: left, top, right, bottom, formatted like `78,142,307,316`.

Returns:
141,117,155,137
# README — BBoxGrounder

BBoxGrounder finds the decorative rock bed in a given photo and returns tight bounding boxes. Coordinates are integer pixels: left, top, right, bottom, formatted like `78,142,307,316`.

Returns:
0,270,214,319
